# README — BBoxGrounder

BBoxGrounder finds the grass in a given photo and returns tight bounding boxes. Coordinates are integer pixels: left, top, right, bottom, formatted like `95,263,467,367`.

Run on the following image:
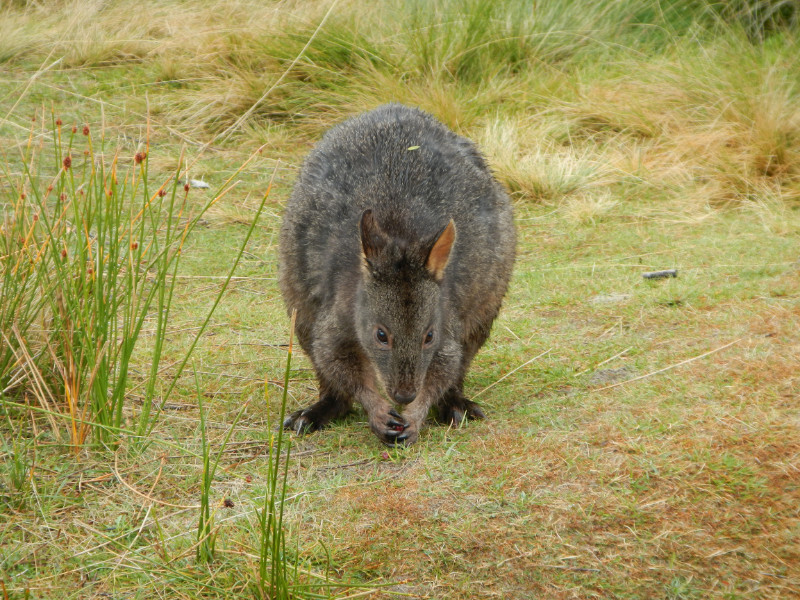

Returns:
1,0,799,598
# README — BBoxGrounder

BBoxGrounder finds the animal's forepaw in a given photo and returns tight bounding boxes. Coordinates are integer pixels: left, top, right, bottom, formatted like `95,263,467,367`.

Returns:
282,395,351,435
436,397,486,426
393,420,419,446
369,408,410,445
283,409,322,435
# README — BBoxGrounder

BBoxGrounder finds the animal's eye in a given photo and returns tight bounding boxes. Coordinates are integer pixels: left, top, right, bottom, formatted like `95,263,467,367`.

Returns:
375,328,389,345
424,329,434,346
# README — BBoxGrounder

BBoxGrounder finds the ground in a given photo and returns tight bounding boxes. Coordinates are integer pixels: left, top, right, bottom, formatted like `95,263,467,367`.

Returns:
1,1,799,598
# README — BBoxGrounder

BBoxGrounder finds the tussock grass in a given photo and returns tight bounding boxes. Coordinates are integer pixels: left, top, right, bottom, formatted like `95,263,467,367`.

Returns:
1,0,799,598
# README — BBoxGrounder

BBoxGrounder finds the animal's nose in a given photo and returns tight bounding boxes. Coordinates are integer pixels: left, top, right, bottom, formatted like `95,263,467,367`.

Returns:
393,390,417,405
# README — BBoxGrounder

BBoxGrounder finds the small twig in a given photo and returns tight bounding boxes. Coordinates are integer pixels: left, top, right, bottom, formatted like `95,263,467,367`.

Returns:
172,275,276,280
495,551,534,567
576,346,632,377
538,565,601,572
594,338,743,392
318,459,372,471
643,269,677,279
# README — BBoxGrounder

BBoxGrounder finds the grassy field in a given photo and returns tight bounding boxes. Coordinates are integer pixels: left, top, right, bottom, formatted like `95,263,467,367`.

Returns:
1,0,799,598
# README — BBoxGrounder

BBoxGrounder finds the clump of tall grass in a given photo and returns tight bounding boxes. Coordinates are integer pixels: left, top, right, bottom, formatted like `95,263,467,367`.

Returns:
4,0,797,160
479,117,616,201
253,311,296,599
711,0,799,41
0,423,33,510
132,0,740,138
250,309,374,598
0,114,265,450
195,368,251,564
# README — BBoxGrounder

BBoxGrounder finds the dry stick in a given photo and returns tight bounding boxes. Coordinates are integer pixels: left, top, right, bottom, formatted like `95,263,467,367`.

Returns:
594,338,743,393
575,346,632,377
336,591,379,600
472,348,552,400
172,275,276,280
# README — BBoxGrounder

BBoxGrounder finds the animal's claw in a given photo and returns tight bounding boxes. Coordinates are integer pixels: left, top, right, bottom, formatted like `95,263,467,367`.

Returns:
392,426,419,446
436,396,486,425
369,407,412,445
283,410,314,435
469,403,486,420
387,418,406,432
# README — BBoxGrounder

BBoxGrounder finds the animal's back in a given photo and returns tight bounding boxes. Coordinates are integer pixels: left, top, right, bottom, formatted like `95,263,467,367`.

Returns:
280,104,515,334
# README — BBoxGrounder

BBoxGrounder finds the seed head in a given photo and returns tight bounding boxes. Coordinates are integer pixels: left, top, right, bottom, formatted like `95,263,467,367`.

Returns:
47,184,53,192
20,192,27,200
183,183,190,192
32,213,38,221
82,125,90,136
60,193,67,201
223,498,234,508
134,151,146,165
130,241,139,250
87,267,94,275
61,248,67,259
158,189,167,197
72,125,77,134
63,155,72,169
56,118,63,127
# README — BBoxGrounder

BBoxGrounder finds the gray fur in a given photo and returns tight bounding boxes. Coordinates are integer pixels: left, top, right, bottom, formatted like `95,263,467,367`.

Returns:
279,104,515,445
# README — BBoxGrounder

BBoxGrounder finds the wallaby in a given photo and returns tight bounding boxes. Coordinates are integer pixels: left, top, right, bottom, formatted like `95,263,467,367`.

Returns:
279,104,515,445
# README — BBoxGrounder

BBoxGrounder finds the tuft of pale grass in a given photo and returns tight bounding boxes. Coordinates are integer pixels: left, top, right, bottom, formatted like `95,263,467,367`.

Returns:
0,8,37,64
561,189,620,225
479,117,616,202
736,186,799,235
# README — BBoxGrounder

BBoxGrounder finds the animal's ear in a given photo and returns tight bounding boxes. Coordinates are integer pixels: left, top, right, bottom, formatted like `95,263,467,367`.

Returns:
425,219,456,282
359,209,388,268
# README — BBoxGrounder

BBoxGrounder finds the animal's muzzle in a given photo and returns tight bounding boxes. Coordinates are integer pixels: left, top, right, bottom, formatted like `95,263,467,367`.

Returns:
393,390,417,405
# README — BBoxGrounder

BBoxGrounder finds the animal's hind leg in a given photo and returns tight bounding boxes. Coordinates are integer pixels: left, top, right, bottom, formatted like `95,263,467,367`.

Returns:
432,358,486,426
434,327,490,425
283,384,352,434
434,387,486,425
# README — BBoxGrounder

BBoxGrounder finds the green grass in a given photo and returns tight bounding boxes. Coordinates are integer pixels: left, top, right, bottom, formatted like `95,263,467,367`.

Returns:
2,0,799,598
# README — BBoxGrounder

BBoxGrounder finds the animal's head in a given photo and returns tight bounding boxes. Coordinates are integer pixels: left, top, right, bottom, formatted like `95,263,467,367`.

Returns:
355,209,456,405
